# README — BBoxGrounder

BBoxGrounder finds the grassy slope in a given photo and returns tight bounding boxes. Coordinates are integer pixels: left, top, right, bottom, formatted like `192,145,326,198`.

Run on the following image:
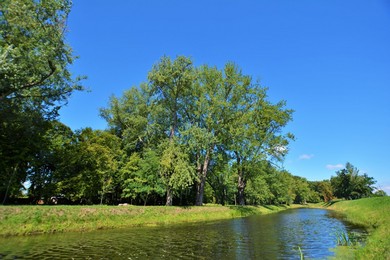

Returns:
0,204,296,237
326,197,390,260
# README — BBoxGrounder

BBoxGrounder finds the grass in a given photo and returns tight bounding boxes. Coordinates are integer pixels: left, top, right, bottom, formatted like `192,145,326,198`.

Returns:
317,197,390,260
0,203,297,237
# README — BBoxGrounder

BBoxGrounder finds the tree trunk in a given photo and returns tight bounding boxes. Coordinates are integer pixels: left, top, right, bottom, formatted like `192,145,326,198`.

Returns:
236,154,246,206
195,176,205,206
143,194,148,206
165,109,177,207
2,164,18,205
237,174,246,206
195,149,210,206
100,193,104,205
166,186,173,206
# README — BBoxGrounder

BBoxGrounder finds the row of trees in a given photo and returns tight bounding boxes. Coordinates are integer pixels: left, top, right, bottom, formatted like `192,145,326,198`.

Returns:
2,53,382,205
1,0,383,206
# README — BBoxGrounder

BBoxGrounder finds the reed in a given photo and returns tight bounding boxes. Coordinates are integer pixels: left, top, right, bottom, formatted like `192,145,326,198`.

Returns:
334,230,362,247
298,246,304,260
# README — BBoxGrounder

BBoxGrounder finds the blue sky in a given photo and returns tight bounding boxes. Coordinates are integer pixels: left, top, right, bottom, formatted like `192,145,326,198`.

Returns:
60,1,390,193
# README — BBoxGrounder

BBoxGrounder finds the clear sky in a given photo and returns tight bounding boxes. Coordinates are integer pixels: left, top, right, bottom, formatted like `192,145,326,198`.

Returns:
60,1,390,193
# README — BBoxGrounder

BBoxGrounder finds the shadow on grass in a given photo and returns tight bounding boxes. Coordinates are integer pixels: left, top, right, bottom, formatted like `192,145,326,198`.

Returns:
266,204,289,209
227,205,259,216
226,205,282,216
322,200,342,207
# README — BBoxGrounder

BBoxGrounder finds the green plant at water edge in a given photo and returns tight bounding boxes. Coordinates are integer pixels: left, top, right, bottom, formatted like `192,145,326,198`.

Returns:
335,230,362,247
298,246,304,260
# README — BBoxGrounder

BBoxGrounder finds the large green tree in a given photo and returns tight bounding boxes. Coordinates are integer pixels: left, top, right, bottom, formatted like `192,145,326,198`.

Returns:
101,56,294,206
0,104,50,203
222,64,294,205
27,121,74,203
182,65,225,206
0,0,82,203
331,162,376,200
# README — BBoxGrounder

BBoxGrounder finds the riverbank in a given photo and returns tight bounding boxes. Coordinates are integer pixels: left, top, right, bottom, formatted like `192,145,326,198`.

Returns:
0,204,300,237
322,197,390,259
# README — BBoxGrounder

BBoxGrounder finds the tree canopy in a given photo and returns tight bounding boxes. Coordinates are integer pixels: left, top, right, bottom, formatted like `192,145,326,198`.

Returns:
331,162,376,200
0,1,381,205
0,0,82,204
100,56,295,206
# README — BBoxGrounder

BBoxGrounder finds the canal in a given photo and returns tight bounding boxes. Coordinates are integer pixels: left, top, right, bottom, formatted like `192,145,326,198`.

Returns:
0,208,366,259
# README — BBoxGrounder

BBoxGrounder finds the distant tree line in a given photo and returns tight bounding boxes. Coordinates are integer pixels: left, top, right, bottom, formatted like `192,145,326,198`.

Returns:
0,0,385,206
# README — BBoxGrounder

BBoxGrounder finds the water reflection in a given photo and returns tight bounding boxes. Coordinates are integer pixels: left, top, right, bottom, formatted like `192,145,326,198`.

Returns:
0,208,366,259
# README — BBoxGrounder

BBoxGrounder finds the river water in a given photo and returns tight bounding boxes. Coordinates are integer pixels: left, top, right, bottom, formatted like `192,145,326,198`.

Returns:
0,208,366,259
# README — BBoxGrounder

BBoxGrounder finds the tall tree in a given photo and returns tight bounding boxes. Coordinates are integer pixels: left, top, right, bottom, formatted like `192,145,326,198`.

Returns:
27,121,74,203
182,65,225,206
331,162,376,200
147,56,197,205
0,0,82,203
101,56,295,206
223,63,294,205
0,103,50,203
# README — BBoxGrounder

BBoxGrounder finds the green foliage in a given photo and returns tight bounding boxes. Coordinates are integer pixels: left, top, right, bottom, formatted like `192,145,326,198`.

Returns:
373,189,387,197
245,174,273,205
99,56,296,206
148,56,195,139
292,176,311,204
2,53,299,206
310,180,333,202
0,0,82,111
0,0,82,204
2,3,379,210
49,128,121,204
121,150,165,205
330,162,376,200
0,104,50,203
206,159,237,205
100,86,150,153
159,140,197,191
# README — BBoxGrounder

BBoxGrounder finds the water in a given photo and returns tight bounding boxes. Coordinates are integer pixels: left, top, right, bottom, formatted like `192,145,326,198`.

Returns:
0,208,366,259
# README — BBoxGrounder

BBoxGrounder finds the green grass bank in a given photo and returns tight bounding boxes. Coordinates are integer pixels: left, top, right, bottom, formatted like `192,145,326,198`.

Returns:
0,204,297,237
324,197,390,260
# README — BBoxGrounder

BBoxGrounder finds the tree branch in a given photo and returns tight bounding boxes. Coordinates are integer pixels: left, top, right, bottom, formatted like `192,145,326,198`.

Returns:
0,60,56,100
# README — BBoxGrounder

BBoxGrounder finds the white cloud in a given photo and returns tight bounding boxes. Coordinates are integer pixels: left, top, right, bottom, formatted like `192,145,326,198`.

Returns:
326,164,344,170
299,154,314,160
